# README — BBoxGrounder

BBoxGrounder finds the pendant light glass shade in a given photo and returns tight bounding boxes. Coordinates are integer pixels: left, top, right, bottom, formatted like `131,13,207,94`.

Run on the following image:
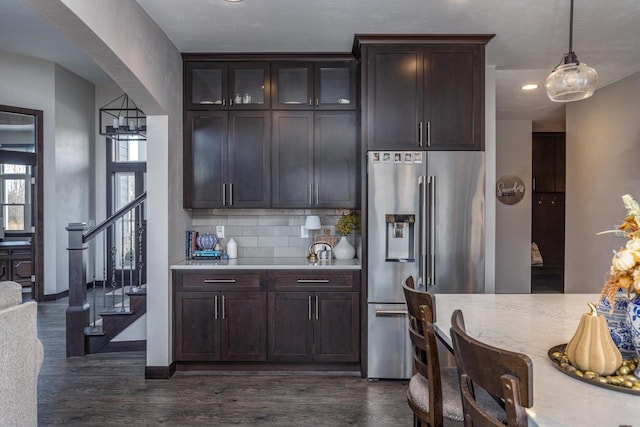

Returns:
545,61,598,102
545,0,598,102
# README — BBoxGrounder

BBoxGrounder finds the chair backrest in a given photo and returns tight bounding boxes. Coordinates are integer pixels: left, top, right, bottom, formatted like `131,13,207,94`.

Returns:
450,309,533,427
402,277,443,426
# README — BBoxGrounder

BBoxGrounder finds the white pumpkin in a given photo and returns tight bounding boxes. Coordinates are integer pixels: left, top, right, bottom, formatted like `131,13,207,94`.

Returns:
626,238,640,251
612,250,636,271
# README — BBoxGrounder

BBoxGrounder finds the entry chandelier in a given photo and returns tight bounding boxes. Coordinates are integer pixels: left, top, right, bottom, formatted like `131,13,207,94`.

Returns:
99,93,146,140
545,0,598,102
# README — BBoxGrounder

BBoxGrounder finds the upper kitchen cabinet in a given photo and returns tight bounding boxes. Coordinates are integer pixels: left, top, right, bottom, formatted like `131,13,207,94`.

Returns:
271,110,358,208
185,61,270,110
184,110,270,208
272,61,357,110
354,35,493,151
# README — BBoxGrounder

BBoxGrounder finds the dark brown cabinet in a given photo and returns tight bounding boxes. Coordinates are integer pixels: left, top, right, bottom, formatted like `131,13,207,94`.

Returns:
0,241,32,287
271,110,357,208
532,133,565,192
267,271,360,363
184,110,270,208
357,37,489,151
173,271,267,362
272,61,357,110
185,61,270,110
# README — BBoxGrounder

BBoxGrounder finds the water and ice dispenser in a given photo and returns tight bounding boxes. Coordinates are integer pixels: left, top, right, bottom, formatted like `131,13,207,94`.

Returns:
384,214,415,262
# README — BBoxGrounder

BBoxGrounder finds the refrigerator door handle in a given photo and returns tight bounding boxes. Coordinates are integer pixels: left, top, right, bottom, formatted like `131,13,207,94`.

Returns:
418,176,427,287
375,308,408,316
428,175,436,286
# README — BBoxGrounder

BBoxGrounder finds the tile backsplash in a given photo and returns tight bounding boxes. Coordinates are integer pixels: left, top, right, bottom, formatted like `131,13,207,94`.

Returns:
191,209,360,258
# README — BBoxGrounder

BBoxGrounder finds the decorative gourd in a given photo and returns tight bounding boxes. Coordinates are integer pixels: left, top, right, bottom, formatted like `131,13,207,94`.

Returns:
612,250,636,271
566,302,622,376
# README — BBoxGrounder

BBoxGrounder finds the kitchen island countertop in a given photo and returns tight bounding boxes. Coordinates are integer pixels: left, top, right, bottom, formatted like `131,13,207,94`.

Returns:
170,257,361,270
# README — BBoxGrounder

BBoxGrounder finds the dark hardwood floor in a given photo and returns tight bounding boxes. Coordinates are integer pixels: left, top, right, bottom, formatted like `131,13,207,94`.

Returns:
36,297,412,426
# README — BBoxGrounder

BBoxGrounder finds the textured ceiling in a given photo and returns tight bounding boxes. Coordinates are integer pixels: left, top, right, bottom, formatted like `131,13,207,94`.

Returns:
2,0,640,127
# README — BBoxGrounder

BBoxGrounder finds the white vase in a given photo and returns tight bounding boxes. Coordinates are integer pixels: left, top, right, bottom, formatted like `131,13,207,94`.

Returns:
334,236,355,260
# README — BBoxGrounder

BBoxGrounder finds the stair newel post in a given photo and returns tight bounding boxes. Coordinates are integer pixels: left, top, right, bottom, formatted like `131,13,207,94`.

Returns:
66,222,89,356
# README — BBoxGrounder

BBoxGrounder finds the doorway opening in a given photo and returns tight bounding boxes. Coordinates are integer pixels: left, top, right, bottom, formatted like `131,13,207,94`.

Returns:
0,105,43,301
531,132,565,293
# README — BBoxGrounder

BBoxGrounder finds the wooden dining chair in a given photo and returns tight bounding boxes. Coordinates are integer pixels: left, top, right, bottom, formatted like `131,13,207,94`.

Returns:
402,277,464,426
449,309,533,427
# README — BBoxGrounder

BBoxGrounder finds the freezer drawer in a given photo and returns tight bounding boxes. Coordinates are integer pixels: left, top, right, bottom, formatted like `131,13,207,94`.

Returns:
367,303,412,380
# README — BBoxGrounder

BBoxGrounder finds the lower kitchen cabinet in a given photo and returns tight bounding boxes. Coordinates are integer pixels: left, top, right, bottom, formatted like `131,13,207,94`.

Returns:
173,270,267,362
268,291,359,362
267,270,360,363
173,268,361,369
175,291,267,361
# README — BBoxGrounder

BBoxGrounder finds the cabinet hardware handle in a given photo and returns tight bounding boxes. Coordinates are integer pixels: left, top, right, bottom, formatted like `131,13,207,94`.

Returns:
229,98,233,107
315,295,319,320
532,178,536,191
222,99,226,107
297,279,330,283
315,184,319,205
222,294,226,320
222,183,226,206
375,309,408,316
309,183,312,206
309,98,312,106
308,295,312,320
418,122,423,147
315,98,319,106
214,295,218,319
229,183,233,206
426,121,431,147
204,279,236,283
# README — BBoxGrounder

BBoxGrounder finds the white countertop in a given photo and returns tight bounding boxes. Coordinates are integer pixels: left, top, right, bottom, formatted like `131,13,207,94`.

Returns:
170,257,361,270
433,293,638,427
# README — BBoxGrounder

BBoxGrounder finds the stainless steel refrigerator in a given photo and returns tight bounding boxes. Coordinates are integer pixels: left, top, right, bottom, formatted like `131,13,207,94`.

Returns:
367,150,485,379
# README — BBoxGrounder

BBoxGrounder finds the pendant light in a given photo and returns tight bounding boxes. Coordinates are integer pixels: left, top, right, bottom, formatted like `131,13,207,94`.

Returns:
545,0,598,102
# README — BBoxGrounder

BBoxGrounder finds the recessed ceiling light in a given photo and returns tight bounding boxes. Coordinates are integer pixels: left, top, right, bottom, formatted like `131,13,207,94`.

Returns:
521,84,539,91
225,0,243,2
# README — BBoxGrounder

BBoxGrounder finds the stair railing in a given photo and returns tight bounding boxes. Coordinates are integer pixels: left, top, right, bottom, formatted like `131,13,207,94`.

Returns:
66,192,146,357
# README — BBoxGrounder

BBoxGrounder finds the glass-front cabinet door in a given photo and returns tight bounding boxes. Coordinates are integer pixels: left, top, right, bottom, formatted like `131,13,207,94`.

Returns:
315,61,357,110
186,62,228,109
229,62,270,110
272,62,313,109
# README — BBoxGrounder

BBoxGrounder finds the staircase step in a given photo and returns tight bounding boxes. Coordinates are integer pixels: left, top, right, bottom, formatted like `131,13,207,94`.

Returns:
99,309,134,316
86,287,146,354
84,326,106,337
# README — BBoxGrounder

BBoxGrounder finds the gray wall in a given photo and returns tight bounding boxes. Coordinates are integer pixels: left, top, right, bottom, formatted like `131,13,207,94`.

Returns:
565,71,640,293
26,0,188,367
495,121,532,293
0,51,95,295
54,64,95,293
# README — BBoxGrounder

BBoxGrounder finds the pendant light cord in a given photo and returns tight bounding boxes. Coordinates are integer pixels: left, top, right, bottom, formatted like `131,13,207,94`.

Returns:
569,0,574,53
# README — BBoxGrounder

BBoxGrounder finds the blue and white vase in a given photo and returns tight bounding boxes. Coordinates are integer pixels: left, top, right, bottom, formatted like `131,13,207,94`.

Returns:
626,295,640,376
598,292,635,359
196,232,218,250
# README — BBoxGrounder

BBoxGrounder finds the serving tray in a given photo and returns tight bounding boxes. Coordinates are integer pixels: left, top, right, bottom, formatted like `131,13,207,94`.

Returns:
548,344,640,396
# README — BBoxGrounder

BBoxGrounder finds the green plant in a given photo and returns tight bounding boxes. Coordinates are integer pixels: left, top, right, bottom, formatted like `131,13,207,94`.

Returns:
335,212,360,237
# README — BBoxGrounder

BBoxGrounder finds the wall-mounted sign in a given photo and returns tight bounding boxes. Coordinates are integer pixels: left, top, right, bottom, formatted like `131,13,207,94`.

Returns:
496,175,525,205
